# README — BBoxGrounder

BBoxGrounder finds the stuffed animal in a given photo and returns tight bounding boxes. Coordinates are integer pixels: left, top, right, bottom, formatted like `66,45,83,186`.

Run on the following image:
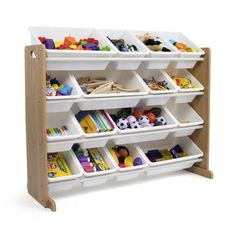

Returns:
116,118,129,130
155,116,167,126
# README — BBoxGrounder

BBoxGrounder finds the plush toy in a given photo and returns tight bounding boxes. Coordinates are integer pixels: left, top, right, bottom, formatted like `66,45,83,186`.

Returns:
155,116,167,126
133,108,144,120
127,115,136,124
59,85,73,95
117,108,132,119
130,121,141,129
150,107,162,117
46,86,56,96
146,112,156,123
138,115,150,125
116,118,129,130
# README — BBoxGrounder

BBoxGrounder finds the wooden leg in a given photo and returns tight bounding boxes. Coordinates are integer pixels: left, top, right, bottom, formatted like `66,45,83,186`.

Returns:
47,197,57,212
186,48,213,179
25,45,57,211
186,166,213,179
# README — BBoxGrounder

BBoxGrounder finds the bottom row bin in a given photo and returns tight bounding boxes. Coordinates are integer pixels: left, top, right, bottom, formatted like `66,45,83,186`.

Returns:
48,136,203,184
71,144,117,177
47,151,83,183
137,136,203,167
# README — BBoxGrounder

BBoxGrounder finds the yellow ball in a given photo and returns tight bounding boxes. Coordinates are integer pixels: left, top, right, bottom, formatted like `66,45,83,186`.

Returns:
124,156,134,167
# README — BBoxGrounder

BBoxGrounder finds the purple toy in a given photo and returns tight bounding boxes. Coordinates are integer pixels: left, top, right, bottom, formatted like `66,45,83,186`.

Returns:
133,157,143,166
127,115,136,123
45,39,55,49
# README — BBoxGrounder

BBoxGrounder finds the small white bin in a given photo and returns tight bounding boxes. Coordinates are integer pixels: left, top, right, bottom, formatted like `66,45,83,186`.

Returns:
74,68,148,98
105,143,147,181
71,146,117,177
136,68,177,95
166,67,204,93
166,102,204,127
46,71,81,100
131,30,178,69
75,109,118,138
30,26,116,70
158,31,205,68
107,105,177,135
137,136,203,173
48,150,83,183
99,29,149,70
46,111,82,141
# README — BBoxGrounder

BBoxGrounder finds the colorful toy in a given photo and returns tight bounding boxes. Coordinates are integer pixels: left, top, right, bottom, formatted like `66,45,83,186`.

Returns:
169,39,197,53
107,37,138,52
109,145,143,168
170,145,188,158
138,33,171,52
111,106,167,130
143,76,170,91
46,74,73,96
171,76,199,89
73,145,110,173
47,152,72,178
145,144,188,163
38,36,111,51
46,126,70,136
76,110,114,133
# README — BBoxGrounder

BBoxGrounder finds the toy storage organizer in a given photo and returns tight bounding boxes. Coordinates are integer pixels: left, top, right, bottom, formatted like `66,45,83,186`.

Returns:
25,28,213,211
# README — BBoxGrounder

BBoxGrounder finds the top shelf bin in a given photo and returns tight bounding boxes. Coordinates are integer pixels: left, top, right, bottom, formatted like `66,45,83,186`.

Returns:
29,26,116,58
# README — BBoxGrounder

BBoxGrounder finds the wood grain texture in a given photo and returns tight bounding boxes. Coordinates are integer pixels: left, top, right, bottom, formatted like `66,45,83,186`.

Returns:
25,45,56,210
187,48,213,178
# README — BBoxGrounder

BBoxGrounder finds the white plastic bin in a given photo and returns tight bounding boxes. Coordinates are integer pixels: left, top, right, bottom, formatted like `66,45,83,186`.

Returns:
131,30,178,69
105,143,148,181
46,71,81,100
99,29,149,70
71,146,117,177
46,111,82,141
136,68,177,95
107,105,177,135
73,68,148,98
48,150,83,183
137,136,203,174
74,109,118,138
166,101,204,127
30,26,116,57
166,67,204,93
158,31,205,68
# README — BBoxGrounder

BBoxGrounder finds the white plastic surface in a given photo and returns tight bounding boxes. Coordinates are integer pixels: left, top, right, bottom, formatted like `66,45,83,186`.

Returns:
166,101,204,127
73,68,148,98
71,147,117,177
46,111,82,141
107,105,177,135
166,68,204,92
48,150,83,183
30,26,116,58
105,143,148,172
158,31,205,58
137,136,203,167
136,68,177,94
46,71,81,100
99,29,149,69
132,30,178,69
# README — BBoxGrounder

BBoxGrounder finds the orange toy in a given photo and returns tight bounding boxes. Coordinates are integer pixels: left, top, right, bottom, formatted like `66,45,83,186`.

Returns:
133,109,143,120
64,36,76,47
146,112,156,123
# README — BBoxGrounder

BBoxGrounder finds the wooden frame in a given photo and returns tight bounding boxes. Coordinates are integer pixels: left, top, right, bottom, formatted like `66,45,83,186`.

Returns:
25,45,212,212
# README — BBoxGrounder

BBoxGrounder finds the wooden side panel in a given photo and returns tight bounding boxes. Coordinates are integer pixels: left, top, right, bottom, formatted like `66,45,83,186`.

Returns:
187,48,213,178
25,45,56,210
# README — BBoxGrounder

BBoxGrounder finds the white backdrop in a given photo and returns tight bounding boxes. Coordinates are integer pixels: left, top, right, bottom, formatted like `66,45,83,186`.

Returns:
1,0,235,235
